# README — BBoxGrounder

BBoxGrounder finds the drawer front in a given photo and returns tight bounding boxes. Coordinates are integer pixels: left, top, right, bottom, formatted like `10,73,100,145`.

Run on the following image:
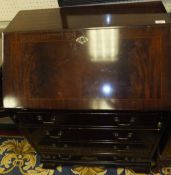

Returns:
22,127,160,156
42,160,150,174
25,127,160,143
40,153,150,165
15,112,162,129
42,129,158,143
38,142,149,157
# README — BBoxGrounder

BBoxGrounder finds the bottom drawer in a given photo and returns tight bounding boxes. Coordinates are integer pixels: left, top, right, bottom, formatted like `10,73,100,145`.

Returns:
20,126,161,159
24,127,160,157
41,153,150,164
39,142,147,156
42,158,151,174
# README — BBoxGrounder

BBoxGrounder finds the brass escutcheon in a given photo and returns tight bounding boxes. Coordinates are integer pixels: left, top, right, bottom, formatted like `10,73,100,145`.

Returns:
76,36,88,45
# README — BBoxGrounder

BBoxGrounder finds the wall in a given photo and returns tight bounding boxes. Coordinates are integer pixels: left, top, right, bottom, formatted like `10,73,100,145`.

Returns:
0,0,59,21
0,0,170,22
0,31,2,67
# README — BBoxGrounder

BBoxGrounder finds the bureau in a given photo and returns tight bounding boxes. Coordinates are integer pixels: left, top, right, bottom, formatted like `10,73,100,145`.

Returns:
2,1,171,173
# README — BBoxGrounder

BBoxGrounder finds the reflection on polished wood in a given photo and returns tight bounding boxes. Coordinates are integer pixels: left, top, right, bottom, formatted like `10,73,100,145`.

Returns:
3,26,171,110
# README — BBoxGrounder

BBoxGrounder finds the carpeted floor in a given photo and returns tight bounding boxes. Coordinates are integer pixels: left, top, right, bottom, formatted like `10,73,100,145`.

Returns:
0,130,170,175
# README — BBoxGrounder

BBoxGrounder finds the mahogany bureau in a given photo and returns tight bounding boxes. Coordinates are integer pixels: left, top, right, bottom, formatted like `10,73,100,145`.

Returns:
2,1,171,173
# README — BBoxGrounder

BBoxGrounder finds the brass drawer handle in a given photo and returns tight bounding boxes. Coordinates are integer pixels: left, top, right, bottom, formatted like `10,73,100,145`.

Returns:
81,156,98,161
113,156,128,161
58,154,72,160
126,145,130,150
50,135,62,139
117,137,129,140
37,115,43,121
42,154,51,159
50,130,63,139
113,145,130,151
157,122,162,128
43,115,56,124
113,132,133,139
76,36,88,45
43,121,54,124
117,123,131,127
113,117,132,126
113,117,136,125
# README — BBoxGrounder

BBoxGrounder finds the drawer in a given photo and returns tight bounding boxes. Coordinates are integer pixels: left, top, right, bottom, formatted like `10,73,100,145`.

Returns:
38,142,149,156
24,127,160,154
42,160,150,174
40,153,150,165
44,129,137,142
39,142,145,151
15,111,163,129
41,128,160,143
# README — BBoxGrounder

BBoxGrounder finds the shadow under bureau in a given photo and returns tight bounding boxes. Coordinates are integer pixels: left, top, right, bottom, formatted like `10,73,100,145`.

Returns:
2,1,171,173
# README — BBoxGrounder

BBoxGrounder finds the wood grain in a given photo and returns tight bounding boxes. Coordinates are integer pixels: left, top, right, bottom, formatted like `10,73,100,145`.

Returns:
3,26,171,110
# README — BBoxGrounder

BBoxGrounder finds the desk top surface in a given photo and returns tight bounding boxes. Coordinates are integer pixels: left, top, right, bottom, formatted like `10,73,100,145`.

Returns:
4,1,170,33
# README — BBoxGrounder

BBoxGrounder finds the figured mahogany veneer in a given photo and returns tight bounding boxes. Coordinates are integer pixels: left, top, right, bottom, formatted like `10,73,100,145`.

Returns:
3,20,171,110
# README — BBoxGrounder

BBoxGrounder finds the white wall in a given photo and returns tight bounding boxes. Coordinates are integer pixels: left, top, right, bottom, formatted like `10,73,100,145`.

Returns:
0,0,59,21
0,34,1,64
163,0,171,12
0,0,171,23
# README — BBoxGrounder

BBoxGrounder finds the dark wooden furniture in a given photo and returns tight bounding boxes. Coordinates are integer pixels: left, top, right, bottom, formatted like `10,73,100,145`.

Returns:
57,0,168,8
2,1,171,173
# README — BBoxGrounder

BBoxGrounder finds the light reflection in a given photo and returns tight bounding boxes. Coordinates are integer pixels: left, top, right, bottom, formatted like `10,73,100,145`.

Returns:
91,99,114,109
88,29,119,62
101,30,106,60
3,96,20,108
106,14,112,24
101,83,113,96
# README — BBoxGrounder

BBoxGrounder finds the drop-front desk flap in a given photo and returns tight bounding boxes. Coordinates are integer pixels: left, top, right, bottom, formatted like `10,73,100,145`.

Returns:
2,17,171,110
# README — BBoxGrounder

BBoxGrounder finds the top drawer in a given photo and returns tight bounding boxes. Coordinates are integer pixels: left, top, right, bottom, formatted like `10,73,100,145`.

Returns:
15,111,162,129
